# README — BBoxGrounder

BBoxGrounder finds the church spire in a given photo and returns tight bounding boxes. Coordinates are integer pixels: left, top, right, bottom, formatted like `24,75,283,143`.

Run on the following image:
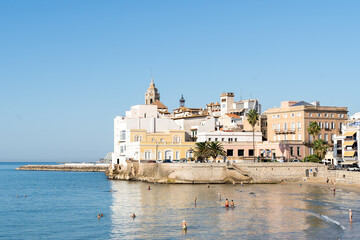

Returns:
145,77,160,105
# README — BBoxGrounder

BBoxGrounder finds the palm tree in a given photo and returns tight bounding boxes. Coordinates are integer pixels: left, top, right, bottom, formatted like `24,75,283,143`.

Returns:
307,121,320,142
312,139,328,159
208,141,226,162
194,142,210,162
246,109,259,162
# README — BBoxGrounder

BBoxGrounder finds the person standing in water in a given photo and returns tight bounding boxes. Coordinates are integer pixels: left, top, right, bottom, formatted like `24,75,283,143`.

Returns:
131,213,136,219
225,199,229,207
349,209,353,223
194,197,197,205
181,220,188,231
230,200,235,207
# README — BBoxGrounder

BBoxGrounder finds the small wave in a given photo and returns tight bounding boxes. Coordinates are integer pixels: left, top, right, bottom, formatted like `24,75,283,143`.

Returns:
299,209,345,230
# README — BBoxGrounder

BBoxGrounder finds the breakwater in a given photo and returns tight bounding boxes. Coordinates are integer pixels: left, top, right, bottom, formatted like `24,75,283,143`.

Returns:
16,164,109,172
107,162,327,184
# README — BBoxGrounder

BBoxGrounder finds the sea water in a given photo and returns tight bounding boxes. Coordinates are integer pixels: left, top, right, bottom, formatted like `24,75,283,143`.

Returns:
1,162,359,239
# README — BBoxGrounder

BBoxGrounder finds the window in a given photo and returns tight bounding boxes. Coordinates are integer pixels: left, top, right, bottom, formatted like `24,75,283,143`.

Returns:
331,134,334,142
284,114,287,118
120,130,126,140
234,138,237,142
331,122,335,129
120,146,124,153
293,135,296,140
229,138,233,142
158,151,162,160
319,134,322,139
325,134,328,142
290,147,293,156
291,122,295,131
173,135,180,143
325,113,328,117
215,138,218,141
298,133,302,140
284,135,287,140
145,151,151,160
297,147,300,156
325,122,329,129
134,135,142,142
291,113,295,117
339,123,343,131
318,113,321,117
298,112,302,117
331,114,334,117
238,149,244,156
297,122,301,130
152,138,156,142
227,149,234,156
249,149,254,156
221,138,225,141
284,123,287,130
277,135,281,141
175,151,180,160
208,138,211,141
309,113,312,117
319,122,323,129
273,135,276,141
273,124,276,130
277,124,280,130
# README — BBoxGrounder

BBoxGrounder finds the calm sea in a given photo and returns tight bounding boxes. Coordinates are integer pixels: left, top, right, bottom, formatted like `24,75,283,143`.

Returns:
0,162,359,239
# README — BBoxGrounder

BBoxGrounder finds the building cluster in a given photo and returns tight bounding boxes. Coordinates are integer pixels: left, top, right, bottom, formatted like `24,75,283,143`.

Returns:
112,78,356,167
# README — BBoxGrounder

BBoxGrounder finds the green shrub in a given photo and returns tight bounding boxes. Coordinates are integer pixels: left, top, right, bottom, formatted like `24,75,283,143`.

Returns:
304,154,321,163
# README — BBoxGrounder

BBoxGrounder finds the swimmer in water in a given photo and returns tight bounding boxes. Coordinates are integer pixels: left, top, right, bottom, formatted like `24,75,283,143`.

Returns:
181,220,187,231
225,199,229,207
349,209,353,222
101,213,103,217
98,214,101,219
131,213,136,219
230,200,235,208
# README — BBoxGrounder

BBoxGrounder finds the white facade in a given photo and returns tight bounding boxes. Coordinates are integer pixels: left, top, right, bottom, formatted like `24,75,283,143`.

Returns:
197,131,262,143
173,116,216,141
113,105,181,166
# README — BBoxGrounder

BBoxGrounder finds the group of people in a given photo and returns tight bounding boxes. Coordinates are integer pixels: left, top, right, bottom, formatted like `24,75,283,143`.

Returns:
224,199,235,208
97,213,104,219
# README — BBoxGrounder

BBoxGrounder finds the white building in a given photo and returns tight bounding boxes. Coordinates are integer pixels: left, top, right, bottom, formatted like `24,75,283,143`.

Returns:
173,115,217,141
113,104,181,166
334,112,360,167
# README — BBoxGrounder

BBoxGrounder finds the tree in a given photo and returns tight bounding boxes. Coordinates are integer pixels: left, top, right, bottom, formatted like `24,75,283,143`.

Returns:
305,154,321,163
312,139,328,159
307,121,320,142
194,142,210,162
246,109,259,162
208,141,226,162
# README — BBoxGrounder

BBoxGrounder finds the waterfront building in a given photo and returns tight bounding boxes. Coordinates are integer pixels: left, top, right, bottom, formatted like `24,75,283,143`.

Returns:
112,104,195,165
334,112,360,166
265,101,348,158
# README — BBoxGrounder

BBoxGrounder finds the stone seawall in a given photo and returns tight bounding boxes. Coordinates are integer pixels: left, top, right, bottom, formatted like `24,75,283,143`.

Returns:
16,165,108,172
107,162,327,184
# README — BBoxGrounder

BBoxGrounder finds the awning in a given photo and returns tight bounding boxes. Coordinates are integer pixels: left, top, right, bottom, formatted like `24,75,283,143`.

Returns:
343,140,356,146
341,160,358,165
344,151,356,157
343,131,357,137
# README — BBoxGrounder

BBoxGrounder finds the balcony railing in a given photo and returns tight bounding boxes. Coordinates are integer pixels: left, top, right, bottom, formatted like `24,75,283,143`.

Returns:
275,129,296,134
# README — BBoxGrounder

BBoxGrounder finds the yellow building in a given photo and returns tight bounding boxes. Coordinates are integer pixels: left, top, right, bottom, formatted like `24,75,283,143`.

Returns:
128,129,195,161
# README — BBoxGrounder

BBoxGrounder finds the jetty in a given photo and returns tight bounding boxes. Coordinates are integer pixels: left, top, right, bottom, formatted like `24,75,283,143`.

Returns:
16,163,109,172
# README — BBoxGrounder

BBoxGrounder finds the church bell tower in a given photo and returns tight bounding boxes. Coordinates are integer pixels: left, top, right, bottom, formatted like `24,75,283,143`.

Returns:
145,78,160,105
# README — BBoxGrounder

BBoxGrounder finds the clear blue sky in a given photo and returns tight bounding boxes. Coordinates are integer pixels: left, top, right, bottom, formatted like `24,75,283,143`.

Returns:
1,1,359,162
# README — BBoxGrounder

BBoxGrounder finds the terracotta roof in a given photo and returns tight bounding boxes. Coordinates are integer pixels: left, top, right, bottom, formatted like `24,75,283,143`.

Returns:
151,100,168,109
214,102,220,106
226,114,241,118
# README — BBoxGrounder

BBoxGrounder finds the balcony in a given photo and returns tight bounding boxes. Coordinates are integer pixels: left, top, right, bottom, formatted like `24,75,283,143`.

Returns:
275,129,296,134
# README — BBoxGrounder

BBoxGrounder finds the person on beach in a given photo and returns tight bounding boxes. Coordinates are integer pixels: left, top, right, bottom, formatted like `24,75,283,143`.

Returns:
349,209,353,222
194,197,197,205
225,199,229,207
326,177,329,184
230,200,235,207
181,220,188,231
207,183,210,188
218,193,221,201
131,213,136,219
148,186,151,190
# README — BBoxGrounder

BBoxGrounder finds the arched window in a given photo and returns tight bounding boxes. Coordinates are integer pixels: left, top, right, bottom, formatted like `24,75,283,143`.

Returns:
134,135,142,142
145,151,151,160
